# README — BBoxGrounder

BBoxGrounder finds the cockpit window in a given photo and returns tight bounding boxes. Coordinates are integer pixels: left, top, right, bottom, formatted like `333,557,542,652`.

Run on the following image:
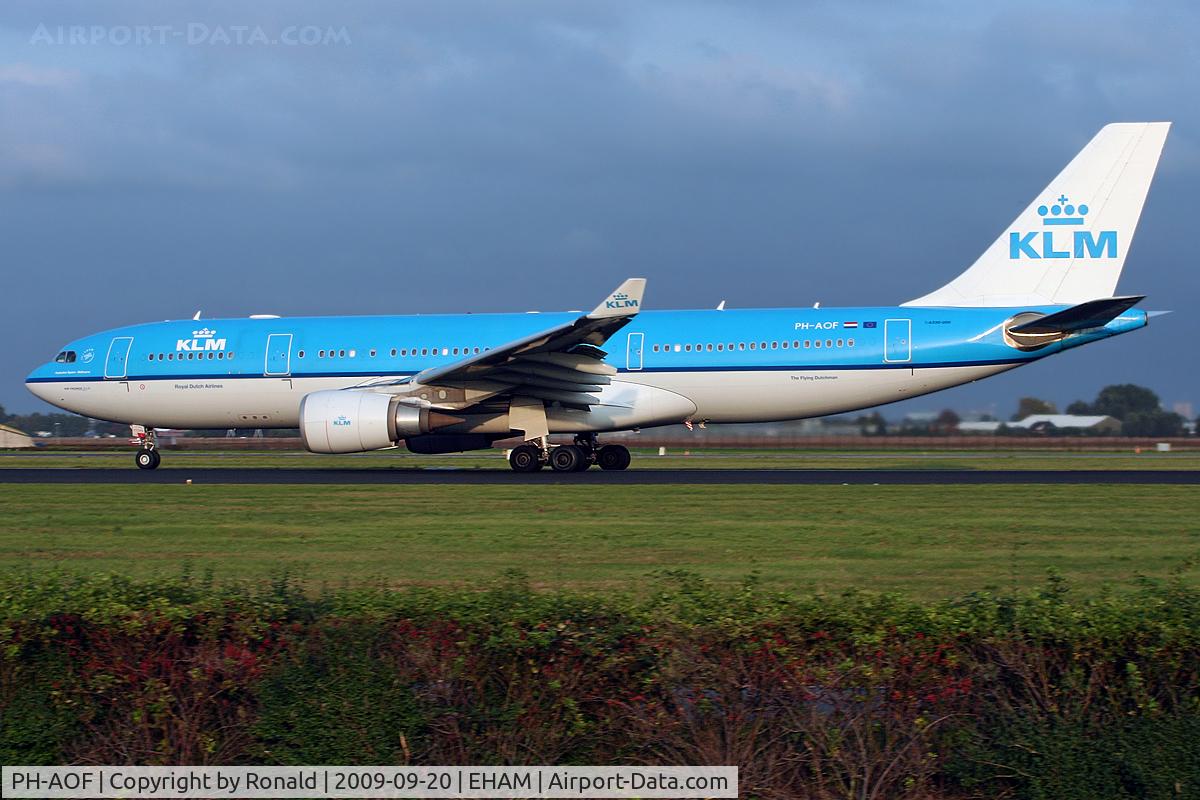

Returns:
54,351,77,364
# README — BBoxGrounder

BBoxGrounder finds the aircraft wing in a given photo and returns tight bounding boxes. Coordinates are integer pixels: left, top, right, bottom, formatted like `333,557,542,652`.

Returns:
391,278,645,410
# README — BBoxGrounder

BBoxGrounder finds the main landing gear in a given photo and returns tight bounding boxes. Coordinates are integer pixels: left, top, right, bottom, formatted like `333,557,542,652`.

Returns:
130,425,161,470
507,434,631,473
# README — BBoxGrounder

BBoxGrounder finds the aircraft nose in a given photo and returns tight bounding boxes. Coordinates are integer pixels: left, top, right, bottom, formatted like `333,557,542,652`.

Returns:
25,375,52,403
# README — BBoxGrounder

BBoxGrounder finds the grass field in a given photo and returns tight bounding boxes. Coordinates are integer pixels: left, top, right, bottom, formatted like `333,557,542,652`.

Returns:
2,483,1198,597
2,447,1198,470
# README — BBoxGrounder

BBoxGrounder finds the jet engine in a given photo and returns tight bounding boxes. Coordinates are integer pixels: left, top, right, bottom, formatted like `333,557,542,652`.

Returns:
299,390,461,454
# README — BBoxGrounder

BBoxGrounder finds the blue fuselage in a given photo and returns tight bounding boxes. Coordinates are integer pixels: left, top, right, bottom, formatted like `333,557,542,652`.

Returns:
26,305,1147,430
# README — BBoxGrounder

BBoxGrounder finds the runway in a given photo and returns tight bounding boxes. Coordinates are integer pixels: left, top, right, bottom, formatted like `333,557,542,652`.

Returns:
1,468,1197,485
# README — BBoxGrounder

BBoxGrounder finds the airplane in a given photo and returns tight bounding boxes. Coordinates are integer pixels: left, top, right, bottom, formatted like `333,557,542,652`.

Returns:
26,122,1170,473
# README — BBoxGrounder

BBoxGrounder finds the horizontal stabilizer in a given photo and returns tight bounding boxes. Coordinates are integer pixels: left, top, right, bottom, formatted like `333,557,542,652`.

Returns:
1009,295,1145,335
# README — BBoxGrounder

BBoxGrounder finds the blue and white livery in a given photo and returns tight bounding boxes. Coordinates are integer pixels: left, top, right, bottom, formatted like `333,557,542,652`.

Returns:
26,123,1170,472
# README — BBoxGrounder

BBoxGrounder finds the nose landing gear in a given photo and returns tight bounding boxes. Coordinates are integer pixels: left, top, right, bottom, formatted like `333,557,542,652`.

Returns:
131,425,161,470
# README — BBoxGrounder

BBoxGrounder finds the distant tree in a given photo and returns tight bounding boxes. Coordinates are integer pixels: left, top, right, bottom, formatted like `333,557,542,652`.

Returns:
93,421,130,437
1011,397,1058,421
935,409,960,433
1122,410,1185,437
1065,400,1093,415
1091,384,1162,421
855,412,887,436
5,412,89,436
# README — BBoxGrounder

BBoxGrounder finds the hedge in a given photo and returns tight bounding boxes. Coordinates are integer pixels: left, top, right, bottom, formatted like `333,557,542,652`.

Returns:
2,570,1198,799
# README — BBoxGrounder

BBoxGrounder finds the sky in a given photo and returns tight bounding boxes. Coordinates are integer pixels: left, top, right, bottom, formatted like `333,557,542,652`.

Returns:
2,0,1197,419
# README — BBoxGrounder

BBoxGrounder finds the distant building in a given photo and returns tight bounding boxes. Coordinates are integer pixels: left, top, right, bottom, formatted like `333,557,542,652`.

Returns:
958,421,1005,433
1014,414,1122,433
957,415,1121,434
0,423,35,448
1173,402,1194,421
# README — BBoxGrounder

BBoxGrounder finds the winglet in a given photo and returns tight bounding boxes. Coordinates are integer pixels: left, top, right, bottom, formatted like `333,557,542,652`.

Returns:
588,278,646,319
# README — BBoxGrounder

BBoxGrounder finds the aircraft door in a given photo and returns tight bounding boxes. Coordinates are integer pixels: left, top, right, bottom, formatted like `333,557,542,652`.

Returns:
264,333,293,376
625,332,644,371
884,319,911,363
104,337,134,379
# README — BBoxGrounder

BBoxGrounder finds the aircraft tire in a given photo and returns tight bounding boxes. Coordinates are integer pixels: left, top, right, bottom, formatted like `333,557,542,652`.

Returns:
550,445,585,473
508,444,543,473
135,448,160,470
597,444,631,471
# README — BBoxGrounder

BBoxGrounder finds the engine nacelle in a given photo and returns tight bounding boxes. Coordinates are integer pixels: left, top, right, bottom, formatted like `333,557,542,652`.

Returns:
404,434,501,454
299,390,461,454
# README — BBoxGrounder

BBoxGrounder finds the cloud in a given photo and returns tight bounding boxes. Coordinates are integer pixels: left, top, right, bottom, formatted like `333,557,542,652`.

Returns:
0,0,1196,413
0,61,79,87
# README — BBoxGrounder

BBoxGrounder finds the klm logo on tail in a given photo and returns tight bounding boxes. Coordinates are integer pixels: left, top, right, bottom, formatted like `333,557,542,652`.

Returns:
605,292,640,310
1009,195,1117,260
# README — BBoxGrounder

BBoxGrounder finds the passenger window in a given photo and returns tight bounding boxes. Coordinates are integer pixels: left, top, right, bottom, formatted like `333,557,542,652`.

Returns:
706,344,713,351
771,341,778,349
349,349,356,358
319,350,326,358
848,338,855,347
837,338,843,347
805,340,811,349
717,344,723,351
738,343,745,351
339,349,346,358
826,339,833,348
685,344,692,352
815,340,822,348
781,341,789,349
369,349,376,357
148,354,155,361
749,342,756,350
298,350,305,358
167,353,174,360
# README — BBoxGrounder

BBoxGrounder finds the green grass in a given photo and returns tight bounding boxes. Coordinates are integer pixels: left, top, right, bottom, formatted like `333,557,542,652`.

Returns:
1,484,1197,597
1,447,1198,470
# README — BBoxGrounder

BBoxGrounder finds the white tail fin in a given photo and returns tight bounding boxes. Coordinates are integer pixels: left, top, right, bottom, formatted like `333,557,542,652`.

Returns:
904,122,1170,307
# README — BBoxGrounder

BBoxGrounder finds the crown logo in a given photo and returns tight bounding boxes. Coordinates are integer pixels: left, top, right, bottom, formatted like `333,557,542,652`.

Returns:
613,293,628,300
191,327,215,338
1037,194,1089,226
